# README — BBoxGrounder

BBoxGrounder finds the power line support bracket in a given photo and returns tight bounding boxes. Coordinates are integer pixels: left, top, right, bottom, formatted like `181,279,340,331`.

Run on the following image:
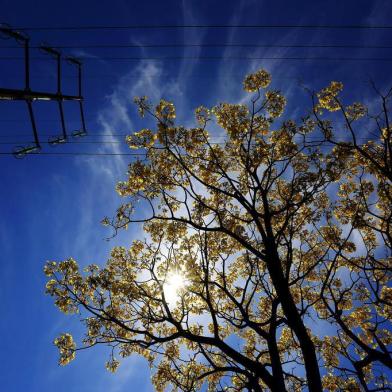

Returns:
0,24,88,157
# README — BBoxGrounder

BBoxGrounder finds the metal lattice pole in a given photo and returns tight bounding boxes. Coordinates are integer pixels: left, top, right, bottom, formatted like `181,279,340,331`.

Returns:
0,24,88,157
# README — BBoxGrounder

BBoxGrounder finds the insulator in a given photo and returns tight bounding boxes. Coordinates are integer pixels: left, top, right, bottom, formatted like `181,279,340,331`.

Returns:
72,129,87,138
40,43,61,57
13,144,40,158
48,135,67,145
66,56,82,66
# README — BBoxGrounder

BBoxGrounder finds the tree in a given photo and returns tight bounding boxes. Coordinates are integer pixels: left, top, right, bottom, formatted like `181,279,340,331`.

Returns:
45,69,392,391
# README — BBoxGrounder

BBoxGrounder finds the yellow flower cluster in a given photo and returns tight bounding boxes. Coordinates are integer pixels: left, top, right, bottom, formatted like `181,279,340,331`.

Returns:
126,129,157,149
44,261,57,277
105,358,120,373
133,96,150,118
317,81,344,112
265,91,286,118
378,286,392,319
381,127,391,140
195,105,211,126
116,161,152,196
322,336,339,368
155,99,176,121
243,69,271,92
252,115,270,135
345,102,366,120
213,103,250,138
54,333,76,365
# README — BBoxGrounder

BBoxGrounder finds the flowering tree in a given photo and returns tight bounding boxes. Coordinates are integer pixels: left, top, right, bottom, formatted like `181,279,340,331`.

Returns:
45,69,392,391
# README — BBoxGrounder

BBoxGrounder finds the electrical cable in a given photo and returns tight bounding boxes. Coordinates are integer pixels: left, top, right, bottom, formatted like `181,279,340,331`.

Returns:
0,137,378,146
0,151,145,156
13,24,392,31
1,55,392,61
2,43,392,50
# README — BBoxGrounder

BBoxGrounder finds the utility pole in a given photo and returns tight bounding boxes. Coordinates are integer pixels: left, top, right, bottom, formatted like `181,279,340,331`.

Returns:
0,24,88,157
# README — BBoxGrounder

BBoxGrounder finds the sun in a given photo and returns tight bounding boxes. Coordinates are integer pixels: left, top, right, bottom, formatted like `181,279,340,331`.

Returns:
163,272,187,305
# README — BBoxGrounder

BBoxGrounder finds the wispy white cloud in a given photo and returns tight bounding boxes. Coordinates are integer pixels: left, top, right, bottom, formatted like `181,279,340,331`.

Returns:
67,57,188,276
67,61,183,265
173,0,207,86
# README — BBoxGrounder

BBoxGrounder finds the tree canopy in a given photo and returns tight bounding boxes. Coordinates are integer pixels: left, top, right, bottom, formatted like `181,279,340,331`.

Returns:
45,69,392,392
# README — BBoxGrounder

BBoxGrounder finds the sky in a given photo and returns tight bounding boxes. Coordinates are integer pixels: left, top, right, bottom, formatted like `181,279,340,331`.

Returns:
0,0,392,391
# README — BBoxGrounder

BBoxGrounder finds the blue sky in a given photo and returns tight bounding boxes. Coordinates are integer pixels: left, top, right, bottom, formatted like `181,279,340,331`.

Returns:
0,0,392,391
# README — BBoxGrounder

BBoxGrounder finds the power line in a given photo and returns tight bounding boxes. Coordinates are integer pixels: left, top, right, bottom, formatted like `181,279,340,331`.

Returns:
13,24,392,31
0,141,128,144
0,135,378,144
1,55,392,62
0,133,213,138
0,140,382,158
0,151,145,156
0,138,376,146
2,43,392,50
0,131,379,141
0,134,381,157
0,73,372,82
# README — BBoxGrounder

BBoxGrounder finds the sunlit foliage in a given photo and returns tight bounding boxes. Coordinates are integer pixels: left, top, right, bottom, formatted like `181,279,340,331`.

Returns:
45,69,392,392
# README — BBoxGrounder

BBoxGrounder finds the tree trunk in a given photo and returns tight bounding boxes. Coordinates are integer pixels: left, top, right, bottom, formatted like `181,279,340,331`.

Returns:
266,243,323,392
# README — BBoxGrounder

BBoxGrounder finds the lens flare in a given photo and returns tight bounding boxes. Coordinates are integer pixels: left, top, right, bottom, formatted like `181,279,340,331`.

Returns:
163,272,186,305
